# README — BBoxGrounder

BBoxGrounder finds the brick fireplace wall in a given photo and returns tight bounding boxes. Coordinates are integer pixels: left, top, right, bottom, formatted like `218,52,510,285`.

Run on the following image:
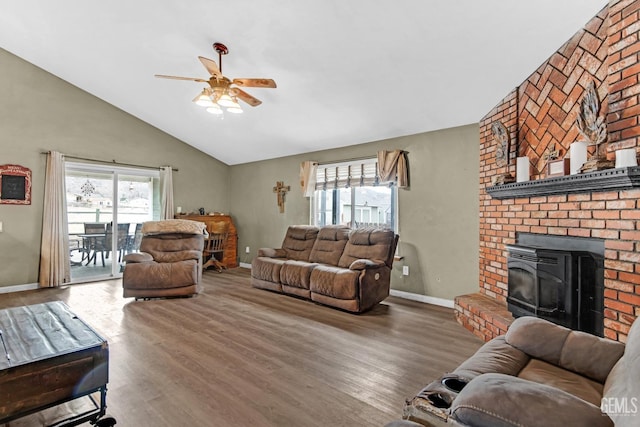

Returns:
456,0,640,343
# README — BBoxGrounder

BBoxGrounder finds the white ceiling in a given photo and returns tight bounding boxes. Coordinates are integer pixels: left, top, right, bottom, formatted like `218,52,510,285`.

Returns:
1,0,607,165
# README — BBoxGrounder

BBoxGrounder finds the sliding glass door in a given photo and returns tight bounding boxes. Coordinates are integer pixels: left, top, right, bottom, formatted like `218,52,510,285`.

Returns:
66,163,160,283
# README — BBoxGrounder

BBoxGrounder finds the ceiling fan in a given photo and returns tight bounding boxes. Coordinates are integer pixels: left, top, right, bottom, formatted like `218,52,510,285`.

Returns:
155,42,276,116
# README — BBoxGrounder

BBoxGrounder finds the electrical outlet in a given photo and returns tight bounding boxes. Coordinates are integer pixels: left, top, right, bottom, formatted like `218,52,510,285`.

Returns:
0,221,3,232
245,246,250,254
402,265,409,276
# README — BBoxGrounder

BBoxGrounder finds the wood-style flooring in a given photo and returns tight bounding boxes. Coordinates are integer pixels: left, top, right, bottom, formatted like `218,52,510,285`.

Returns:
0,268,482,427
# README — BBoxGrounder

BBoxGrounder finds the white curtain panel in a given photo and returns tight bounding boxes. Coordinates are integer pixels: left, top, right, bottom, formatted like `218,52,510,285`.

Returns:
299,160,318,197
160,166,174,220
39,151,70,287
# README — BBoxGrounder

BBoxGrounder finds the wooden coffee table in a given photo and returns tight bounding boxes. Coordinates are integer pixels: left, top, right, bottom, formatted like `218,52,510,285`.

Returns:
0,301,115,426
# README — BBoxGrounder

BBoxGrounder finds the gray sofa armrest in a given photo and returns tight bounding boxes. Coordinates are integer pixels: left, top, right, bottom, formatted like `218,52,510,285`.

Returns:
349,258,386,270
505,316,625,383
450,373,613,427
257,247,286,258
453,336,529,380
123,252,154,263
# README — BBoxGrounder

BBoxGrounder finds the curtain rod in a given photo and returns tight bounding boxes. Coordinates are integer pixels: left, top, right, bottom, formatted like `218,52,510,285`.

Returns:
41,151,178,172
317,155,376,166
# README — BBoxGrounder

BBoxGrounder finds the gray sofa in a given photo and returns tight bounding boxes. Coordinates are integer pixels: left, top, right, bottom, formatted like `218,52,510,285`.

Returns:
392,315,640,427
251,225,398,313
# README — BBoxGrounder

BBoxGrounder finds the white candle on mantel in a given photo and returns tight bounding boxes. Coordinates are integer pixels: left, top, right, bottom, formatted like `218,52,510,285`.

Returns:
570,141,588,175
615,148,638,168
516,157,530,182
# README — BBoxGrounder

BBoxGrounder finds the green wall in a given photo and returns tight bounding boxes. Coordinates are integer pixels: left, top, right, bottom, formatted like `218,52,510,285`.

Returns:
229,125,480,301
0,49,230,287
0,48,480,301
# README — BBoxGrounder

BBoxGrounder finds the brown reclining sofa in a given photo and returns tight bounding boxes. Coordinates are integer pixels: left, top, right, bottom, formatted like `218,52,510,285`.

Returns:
388,315,640,427
251,225,399,313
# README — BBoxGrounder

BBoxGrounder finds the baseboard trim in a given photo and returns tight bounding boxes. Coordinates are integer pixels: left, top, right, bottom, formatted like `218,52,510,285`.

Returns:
0,283,39,294
239,262,252,269
390,289,454,309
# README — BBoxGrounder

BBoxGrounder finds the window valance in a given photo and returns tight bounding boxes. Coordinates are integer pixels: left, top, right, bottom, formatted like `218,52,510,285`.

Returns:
300,150,408,196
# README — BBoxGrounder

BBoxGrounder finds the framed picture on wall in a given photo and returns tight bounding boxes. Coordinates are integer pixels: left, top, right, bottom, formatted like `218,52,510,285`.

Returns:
0,164,32,205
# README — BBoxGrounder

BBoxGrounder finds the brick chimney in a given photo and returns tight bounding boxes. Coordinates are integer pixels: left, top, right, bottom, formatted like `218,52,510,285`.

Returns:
456,0,640,343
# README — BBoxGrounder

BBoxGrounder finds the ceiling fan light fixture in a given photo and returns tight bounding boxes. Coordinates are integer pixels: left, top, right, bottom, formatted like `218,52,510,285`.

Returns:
206,105,223,115
226,106,243,114
195,90,215,107
217,93,235,108
228,97,242,109
156,42,276,119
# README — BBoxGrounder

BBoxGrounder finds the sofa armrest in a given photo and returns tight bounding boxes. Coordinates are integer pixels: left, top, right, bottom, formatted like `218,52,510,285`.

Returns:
123,252,154,263
349,259,386,270
257,247,286,258
505,316,624,383
450,373,613,427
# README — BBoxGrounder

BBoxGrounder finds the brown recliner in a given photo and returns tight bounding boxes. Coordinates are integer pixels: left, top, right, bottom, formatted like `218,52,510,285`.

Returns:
122,219,206,299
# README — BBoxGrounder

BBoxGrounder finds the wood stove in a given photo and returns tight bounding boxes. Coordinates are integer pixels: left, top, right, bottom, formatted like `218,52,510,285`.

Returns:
506,234,604,337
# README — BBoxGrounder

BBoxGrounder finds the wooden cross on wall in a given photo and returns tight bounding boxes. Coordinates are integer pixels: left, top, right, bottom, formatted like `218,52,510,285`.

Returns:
273,181,290,213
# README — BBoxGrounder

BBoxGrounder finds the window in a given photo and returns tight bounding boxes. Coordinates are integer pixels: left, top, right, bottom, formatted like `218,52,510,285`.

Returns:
311,158,397,231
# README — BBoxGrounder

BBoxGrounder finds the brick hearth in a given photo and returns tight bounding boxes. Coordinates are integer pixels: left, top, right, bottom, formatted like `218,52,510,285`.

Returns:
456,0,640,343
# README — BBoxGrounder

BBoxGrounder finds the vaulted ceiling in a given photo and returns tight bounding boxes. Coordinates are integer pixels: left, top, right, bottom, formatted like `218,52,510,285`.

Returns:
1,0,607,165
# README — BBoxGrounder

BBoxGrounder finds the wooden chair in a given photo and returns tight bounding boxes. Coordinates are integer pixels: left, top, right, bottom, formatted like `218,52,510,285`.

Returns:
202,221,228,273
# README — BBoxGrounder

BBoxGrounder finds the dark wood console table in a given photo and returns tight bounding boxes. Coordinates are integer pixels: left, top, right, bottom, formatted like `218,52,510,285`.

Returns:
177,214,238,268
0,302,114,426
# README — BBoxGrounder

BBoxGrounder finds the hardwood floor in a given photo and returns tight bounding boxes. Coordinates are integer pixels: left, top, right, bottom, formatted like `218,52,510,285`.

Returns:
0,268,482,427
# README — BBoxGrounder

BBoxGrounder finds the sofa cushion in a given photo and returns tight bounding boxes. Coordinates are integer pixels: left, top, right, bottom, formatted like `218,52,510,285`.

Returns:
450,373,613,427
517,358,603,406
281,226,319,261
122,259,197,288
280,260,318,290
140,233,205,256
337,227,395,268
506,316,624,383
123,252,153,263
251,257,286,283
309,265,359,299
309,225,350,265
453,336,530,380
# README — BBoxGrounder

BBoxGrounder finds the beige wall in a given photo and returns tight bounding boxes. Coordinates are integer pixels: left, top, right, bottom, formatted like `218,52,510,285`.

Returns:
229,125,480,301
0,49,229,287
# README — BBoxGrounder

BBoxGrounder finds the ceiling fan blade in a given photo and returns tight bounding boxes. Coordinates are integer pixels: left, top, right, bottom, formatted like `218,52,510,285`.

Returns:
198,56,222,78
229,88,262,107
155,74,208,83
232,78,277,88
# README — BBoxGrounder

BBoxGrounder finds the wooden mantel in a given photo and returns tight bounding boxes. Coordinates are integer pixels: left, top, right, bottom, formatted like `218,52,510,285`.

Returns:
486,167,640,199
